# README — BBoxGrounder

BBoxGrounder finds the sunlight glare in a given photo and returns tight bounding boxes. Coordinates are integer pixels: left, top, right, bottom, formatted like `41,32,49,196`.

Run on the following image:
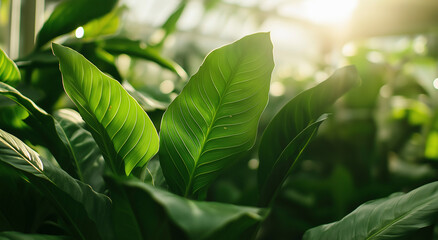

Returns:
270,82,285,97
160,80,175,94
301,0,358,25
433,78,438,90
75,26,84,38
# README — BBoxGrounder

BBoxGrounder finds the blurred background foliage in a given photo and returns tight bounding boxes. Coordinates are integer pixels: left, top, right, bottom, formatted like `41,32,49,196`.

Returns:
2,0,438,239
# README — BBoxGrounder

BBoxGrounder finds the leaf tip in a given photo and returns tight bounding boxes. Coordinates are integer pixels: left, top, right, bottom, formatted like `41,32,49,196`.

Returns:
336,65,361,87
51,42,64,57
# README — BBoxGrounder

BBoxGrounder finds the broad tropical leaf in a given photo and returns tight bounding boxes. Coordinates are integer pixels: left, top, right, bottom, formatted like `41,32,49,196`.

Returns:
159,32,274,198
99,37,187,79
0,48,20,85
0,82,78,178
303,181,438,240
0,129,112,240
35,0,118,49
54,109,105,192
107,176,264,240
258,66,360,206
53,43,159,175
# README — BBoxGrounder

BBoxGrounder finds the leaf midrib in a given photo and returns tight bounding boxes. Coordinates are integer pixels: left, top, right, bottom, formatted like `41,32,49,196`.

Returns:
184,54,242,198
65,71,119,174
366,197,435,239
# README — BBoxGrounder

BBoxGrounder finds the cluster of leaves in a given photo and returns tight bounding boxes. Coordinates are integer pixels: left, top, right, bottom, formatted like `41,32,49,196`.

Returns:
2,0,438,239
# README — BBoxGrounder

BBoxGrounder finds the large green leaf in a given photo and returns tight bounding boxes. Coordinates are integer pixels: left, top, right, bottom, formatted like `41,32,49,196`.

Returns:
54,109,105,192
159,32,274,198
99,37,187,79
53,43,159,175
107,176,264,240
0,129,112,240
303,181,438,239
0,48,20,85
0,82,78,178
258,66,360,206
0,232,72,240
35,0,118,49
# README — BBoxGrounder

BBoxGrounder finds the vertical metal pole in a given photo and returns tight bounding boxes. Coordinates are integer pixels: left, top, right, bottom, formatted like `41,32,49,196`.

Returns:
34,0,44,41
9,0,20,59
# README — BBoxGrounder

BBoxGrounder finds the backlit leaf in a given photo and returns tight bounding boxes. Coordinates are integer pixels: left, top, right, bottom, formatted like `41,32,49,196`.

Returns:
0,47,20,85
159,32,274,198
35,0,118,49
53,43,159,175
82,6,126,39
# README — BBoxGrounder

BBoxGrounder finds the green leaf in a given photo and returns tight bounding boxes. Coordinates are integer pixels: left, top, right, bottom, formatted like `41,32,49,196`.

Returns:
0,232,72,240
0,47,20,85
82,6,126,39
141,158,167,188
52,43,159,175
258,66,360,206
99,37,187,79
303,181,438,240
0,82,78,178
159,32,274,198
259,116,327,206
35,0,118,49
107,176,264,240
0,129,112,240
54,109,105,192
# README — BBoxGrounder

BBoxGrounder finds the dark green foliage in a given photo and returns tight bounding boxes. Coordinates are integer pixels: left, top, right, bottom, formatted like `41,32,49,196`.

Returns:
2,1,438,239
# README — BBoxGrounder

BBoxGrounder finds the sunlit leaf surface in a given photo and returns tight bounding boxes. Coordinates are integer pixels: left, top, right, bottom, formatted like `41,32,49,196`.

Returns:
53,43,159,175
159,32,274,197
